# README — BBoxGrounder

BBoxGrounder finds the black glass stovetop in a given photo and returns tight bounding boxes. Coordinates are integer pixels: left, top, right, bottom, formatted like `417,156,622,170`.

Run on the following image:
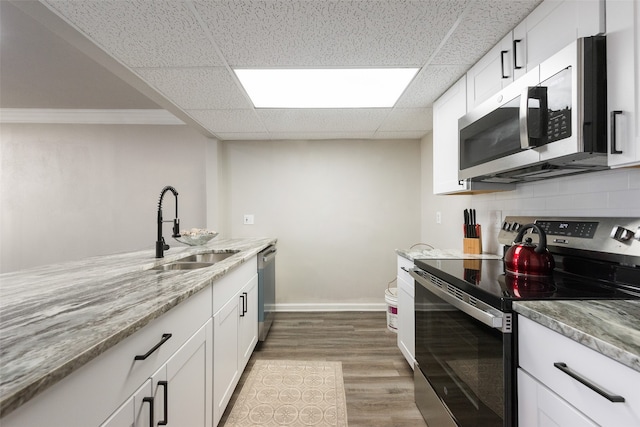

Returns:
414,257,640,312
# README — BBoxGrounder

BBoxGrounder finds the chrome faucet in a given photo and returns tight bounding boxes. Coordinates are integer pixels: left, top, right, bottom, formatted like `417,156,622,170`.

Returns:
156,186,181,258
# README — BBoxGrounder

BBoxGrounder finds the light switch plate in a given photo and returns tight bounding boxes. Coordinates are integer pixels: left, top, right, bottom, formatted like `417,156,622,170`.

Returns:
243,214,254,225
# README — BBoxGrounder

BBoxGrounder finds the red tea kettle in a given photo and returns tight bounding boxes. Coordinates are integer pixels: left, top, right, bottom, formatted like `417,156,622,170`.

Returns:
504,223,555,277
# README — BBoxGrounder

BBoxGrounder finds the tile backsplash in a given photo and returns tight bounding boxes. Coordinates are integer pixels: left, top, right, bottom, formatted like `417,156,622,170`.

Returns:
471,167,639,254
473,168,640,218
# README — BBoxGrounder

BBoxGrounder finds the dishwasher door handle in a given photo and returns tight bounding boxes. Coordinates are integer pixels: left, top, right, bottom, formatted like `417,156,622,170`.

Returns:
262,248,277,264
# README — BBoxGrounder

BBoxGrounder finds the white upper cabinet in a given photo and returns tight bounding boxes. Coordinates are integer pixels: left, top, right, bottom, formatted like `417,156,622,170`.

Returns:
606,0,639,168
467,0,605,112
466,33,514,111
433,76,468,194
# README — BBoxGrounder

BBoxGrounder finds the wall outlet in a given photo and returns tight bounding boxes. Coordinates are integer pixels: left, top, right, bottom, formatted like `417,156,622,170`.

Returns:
243,214,254,225
436,211,442,224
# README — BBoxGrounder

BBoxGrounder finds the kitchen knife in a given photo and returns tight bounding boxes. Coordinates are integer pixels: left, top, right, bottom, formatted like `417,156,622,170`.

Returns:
470,209,476,237
464,209,469,237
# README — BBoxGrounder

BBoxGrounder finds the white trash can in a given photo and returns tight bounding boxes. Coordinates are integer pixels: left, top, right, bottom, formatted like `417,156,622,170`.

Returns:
385,287,398,333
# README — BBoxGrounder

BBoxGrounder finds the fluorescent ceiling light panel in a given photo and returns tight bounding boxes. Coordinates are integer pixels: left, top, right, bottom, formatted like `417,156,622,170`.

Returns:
234,68,419,108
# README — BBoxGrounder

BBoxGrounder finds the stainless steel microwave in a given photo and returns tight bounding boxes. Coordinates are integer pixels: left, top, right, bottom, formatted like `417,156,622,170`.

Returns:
458,36,608,183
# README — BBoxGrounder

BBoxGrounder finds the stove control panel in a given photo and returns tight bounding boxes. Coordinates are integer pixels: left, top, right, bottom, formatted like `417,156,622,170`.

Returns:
498,216,640,261
536,220,599,239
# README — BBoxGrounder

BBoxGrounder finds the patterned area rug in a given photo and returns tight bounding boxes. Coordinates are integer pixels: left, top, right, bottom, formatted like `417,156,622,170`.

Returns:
226,360,348,426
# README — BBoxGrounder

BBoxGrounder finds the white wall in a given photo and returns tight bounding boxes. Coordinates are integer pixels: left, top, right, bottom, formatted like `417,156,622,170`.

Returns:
421,132,640,254
0,123,212,273
221,139,422,310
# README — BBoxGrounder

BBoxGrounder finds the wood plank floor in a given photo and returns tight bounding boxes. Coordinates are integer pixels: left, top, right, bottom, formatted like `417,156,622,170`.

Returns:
219,311,428,427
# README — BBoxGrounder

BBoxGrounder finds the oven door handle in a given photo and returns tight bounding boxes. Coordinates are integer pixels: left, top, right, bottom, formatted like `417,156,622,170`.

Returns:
410,269,505,330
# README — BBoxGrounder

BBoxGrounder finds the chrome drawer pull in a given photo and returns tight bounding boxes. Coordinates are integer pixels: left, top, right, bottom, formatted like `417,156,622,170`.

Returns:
554,362,625,403
134,333,172,361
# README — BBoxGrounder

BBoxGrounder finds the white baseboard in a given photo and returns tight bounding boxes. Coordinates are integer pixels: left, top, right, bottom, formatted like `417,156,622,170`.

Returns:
275,303,386,312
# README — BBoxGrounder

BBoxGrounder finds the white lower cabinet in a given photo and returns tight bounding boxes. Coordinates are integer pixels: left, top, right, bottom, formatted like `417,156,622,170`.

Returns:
518,315,640,427
238,273,259,372
100,381,152,427
396,255,415,368
518,369,597,427
101,319,213,427
0,254,262,427
212,259,259,426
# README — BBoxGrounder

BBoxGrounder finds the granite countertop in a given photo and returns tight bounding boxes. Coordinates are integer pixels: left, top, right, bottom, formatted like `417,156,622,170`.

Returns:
514,300,640,373
396,247,502,261
0,237,276,417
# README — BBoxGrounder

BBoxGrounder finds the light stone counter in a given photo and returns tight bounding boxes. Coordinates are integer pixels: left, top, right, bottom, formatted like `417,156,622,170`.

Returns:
396,247,502,261
0,237,276,417
514,300,640,373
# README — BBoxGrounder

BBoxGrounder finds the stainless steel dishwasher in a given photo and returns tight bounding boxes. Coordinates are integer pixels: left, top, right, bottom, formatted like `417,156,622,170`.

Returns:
257,245,276,341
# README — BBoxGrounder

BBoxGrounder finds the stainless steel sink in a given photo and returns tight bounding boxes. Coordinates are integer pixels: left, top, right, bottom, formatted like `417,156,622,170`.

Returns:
151,262,214,271
176,252,238,263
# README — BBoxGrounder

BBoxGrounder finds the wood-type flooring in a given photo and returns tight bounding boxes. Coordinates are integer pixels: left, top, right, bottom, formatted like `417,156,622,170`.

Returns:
219,311,428,427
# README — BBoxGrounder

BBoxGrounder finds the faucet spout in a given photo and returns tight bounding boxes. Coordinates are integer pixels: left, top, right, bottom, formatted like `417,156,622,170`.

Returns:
156,186,180,258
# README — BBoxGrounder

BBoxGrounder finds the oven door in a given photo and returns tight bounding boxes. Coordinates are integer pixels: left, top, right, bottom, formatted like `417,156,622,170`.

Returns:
411,269,514,427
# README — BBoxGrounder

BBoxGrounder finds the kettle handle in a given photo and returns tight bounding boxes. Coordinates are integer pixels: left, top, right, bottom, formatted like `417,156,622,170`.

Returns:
513,223,547,254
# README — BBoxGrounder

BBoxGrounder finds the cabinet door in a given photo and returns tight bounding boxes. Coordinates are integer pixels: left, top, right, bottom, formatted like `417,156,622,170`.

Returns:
466,33,513,111
397,277,415,368
238,274,258,372
161,319,213,427
514,0,605,81
213,295,240,426
607,0,639,167
100,380,152,427
433,76,468,194
518,369,598,427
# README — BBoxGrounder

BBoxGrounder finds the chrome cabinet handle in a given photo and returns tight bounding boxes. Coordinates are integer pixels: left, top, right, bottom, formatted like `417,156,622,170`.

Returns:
158,380,168,425
610,110,623,154
134,333,172,361
554,362,625,403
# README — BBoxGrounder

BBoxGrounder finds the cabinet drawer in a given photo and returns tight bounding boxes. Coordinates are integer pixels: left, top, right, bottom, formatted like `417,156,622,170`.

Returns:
1,285,212,427
518,316,640,426
213,257,256,314
397,255,414,289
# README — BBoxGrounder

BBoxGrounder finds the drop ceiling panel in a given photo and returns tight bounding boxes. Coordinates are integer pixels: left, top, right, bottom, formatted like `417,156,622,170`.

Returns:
396,65,470,108
134,67,251,110
192,0,469,67
42,0,224,67
378,108,433,132
430,0,541,65
257,109,391,133
9,0,544,140
187,109,266,133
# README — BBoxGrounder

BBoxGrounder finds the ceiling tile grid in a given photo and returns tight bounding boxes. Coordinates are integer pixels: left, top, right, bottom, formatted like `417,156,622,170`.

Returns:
30,0,543,140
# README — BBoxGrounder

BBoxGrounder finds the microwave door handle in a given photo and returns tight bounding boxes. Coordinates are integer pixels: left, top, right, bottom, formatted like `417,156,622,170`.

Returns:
519,86,549,149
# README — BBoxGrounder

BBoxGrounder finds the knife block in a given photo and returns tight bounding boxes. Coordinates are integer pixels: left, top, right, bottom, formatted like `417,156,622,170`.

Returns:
463,225,482,254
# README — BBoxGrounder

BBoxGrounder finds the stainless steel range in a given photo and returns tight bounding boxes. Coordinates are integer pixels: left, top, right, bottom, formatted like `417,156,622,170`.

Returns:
410,216,640,427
